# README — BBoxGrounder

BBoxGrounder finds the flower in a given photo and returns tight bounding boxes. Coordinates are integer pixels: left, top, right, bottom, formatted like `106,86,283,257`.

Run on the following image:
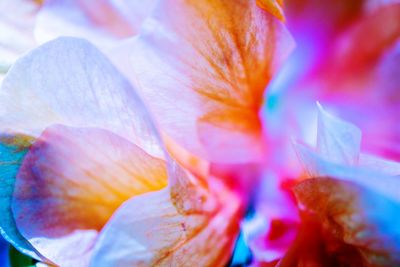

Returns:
0,0,292,266
2,0,398,266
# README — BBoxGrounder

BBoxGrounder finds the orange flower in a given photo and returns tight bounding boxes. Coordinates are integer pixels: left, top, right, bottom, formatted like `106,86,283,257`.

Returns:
0,1,293,265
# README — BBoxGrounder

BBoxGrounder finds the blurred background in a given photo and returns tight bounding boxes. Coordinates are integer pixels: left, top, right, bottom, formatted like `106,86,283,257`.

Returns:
0,237,9,267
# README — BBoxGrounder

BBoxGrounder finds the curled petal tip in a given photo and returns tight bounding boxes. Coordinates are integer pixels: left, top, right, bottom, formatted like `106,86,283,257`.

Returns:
257,0,286,22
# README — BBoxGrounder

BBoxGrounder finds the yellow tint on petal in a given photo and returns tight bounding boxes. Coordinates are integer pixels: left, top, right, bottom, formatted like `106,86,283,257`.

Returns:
12,125,168,266
90,173,242,267
2,37,170,266
257,0,285,21
1,134,34,151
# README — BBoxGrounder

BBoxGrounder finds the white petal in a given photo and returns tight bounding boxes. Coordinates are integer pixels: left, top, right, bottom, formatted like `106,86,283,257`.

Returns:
316,103,362,165
0,37,163,158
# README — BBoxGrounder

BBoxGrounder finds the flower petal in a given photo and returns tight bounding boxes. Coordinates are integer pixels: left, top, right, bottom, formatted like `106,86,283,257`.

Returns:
117,0,294,163
35,0,157,47
295,104,400,180
316,103,361,165
12,125,168,266
0,37,170,265
0,0,40,71
0,134,41,260
294,142,400,202
0,37,162,158
90,172,241,266
359,153,400,176
293,177,400,266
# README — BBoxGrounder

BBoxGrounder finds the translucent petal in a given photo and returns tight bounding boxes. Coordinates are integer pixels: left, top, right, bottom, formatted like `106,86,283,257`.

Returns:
113,0,294,163
0,37,163,158
12,126,167,266
294,177,400,266
90,176,241,266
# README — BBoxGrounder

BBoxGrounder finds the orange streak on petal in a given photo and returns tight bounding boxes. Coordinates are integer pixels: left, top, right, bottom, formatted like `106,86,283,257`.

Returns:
128,0,294,163
257,0,286,22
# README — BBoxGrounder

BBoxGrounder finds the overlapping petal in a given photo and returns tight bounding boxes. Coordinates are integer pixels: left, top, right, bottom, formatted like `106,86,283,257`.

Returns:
113,0,294,163
0,37,162,158
0,37,166,264
90,170,241,267
289,106,400,265
12,125,167,266
0,36,242,267
295,104,400,178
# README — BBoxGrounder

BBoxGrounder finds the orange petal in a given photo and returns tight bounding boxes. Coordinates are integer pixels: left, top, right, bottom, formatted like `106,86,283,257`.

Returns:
12,125,168,266
114,0,294,163
293,177,400,266
257,0,285,22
